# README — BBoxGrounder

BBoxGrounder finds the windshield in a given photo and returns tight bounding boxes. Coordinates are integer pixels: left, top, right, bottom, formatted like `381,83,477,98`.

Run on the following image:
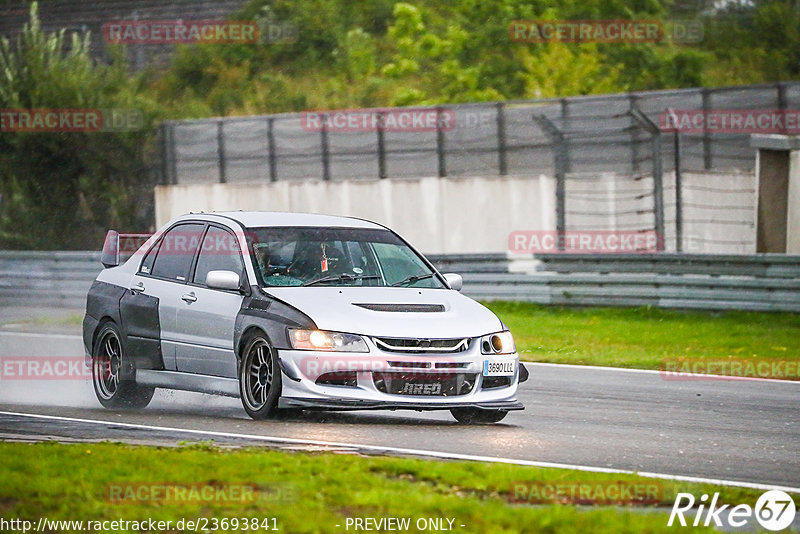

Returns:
248,227,445,289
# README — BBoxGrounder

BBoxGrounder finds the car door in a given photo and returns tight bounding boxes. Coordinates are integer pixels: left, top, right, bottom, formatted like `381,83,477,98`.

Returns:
118,261,164,371
174,224,246,378
136,222,207,372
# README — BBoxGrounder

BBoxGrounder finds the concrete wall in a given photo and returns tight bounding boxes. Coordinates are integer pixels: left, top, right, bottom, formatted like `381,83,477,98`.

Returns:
154,170,757,254
155,175,557,254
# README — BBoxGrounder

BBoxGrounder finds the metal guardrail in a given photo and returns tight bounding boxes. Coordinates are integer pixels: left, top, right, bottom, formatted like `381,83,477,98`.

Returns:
532,253,800,278
1,251,798,312
0,251,101,308
430,253,800,312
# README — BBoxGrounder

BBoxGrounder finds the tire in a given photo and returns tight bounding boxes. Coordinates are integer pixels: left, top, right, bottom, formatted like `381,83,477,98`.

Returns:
450,407,508,424
92,322,154,409
239,333,282,420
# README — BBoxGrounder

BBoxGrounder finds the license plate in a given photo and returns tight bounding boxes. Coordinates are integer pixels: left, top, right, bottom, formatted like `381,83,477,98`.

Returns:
401,382,442,395
483,359,515,377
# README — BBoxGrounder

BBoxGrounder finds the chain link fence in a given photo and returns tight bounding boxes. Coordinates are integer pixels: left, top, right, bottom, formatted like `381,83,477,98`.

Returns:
158,82,799,253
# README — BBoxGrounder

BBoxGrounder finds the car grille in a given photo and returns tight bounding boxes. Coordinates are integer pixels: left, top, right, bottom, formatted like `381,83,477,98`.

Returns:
373,337,470,353
373,372,476,396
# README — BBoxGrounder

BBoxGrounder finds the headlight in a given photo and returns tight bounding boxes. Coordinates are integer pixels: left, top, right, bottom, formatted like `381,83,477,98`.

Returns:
480,331,516,355
288,328,369,353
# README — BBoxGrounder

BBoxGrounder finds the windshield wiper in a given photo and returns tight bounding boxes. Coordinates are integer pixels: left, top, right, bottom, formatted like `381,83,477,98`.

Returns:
303,274,380,287
391,273,435,287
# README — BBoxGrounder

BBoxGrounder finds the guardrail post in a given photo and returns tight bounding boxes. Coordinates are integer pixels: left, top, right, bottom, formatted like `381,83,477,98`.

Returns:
267,118,277,182
701,88,712,169
629,94,641,173
168,124,177,184
496,102,508,175
777,82,788,134
630,108,666,251
158,123,169,185
321,120,330,181
216,120,227,184
436,106,447,177
674,130,683,252
377,111,387,179
652,135,665,251
534,114,567,250
560,98,571,173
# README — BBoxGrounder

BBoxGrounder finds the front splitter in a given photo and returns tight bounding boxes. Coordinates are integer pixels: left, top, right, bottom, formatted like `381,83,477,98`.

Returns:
278,398,524,411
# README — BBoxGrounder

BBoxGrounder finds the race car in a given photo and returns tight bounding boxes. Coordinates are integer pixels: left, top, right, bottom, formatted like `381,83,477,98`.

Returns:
83,211,527,423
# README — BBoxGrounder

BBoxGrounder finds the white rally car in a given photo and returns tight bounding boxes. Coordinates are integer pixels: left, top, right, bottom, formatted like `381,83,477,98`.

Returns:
83,212,527,423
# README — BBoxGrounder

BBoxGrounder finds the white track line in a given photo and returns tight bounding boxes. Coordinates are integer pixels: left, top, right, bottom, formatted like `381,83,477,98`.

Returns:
1,410,797,494
526,362,800,385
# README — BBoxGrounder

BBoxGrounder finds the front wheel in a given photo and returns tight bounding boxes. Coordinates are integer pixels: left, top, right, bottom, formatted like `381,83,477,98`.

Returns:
450,407,508,424
239,334,282,420
92,322,154,409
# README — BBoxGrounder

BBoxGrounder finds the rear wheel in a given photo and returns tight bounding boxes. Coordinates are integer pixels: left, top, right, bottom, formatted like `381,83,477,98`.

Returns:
92,322,154,409
239,334,282,420
450,407,508,424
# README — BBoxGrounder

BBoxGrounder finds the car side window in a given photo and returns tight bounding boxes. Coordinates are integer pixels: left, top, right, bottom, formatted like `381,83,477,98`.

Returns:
139,238,160,275
149,223,205,282
193,226,244,287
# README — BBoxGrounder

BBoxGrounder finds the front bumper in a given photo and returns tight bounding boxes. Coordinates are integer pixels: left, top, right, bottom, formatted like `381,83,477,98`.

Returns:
275,339,524,412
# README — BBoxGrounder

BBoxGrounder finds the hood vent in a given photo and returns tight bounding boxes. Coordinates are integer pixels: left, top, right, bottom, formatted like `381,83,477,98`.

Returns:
354,303,445,313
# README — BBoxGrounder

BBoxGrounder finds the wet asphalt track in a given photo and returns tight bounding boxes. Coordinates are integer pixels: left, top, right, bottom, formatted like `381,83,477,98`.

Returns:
0,328,798,490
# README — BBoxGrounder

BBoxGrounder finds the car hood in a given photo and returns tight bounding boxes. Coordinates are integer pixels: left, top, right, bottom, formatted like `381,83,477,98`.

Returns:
264,287,504,338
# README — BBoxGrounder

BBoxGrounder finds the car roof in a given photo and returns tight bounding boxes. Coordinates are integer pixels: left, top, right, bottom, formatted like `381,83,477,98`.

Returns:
175,211,386,230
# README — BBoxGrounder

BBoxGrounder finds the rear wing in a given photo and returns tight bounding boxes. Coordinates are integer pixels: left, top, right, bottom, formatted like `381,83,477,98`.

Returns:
101,230,152,268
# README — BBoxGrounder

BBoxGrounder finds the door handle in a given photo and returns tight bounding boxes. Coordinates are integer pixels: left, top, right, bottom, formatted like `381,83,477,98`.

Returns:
181,292,197,303
129,282,145,294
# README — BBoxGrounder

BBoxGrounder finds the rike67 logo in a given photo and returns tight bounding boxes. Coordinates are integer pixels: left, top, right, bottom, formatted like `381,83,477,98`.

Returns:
668,490,796,531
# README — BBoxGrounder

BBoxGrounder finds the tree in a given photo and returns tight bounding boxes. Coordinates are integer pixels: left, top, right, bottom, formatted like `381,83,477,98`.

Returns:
0,3,157,249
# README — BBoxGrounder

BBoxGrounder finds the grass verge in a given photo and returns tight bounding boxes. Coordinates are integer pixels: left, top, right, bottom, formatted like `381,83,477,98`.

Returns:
485,302,799,377
0,441,772,533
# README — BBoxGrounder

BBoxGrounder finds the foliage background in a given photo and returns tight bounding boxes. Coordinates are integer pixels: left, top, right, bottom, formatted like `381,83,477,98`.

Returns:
0,0,798,248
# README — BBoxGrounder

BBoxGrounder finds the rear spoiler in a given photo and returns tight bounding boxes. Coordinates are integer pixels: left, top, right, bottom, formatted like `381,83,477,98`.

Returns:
101,230,119,268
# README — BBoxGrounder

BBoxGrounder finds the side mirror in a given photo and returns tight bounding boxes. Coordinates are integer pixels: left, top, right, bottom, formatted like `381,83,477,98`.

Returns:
206,270,242,291
443,273,463,291
101,230,119,268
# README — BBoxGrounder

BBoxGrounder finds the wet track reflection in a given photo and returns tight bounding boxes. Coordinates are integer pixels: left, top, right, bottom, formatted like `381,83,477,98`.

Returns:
0,330,798,488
